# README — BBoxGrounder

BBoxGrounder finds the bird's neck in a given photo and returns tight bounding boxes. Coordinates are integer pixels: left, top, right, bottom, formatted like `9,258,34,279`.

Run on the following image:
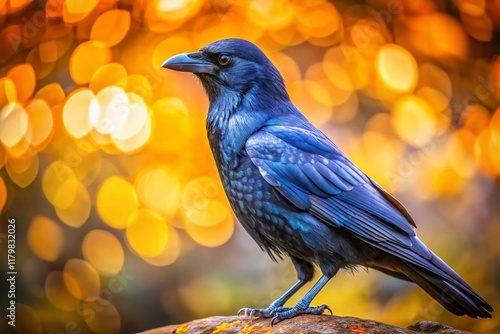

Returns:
206,89,240,137
206,89,277,164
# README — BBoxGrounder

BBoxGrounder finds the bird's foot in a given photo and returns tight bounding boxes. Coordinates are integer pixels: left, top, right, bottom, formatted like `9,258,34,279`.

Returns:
270,303,332,325
238,303,332,325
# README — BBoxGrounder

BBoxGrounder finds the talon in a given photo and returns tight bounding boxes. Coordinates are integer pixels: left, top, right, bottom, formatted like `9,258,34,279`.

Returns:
324,305,333,315
237,308,247,316
249,309,256,322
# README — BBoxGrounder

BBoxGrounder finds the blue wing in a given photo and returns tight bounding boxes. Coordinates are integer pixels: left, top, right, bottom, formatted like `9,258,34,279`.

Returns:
244,122,467,279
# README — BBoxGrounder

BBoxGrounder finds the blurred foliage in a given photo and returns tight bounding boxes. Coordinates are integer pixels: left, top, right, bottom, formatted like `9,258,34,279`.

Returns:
0,0,499,333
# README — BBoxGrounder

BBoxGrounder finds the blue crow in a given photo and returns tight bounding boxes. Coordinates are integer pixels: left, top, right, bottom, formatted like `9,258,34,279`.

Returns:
162,38,493,324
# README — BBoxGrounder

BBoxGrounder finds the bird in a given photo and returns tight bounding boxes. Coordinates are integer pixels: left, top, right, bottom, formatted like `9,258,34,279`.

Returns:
161,38,493,324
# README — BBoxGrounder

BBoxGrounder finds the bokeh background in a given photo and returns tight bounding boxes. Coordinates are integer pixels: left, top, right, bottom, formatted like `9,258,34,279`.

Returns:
0,0,499,333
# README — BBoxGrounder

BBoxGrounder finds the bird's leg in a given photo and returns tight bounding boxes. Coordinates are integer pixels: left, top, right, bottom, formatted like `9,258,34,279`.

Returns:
270,275,332,325
238,279,307,320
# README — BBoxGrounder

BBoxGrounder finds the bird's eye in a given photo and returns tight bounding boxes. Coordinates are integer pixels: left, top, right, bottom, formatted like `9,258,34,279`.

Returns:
217,54,231,66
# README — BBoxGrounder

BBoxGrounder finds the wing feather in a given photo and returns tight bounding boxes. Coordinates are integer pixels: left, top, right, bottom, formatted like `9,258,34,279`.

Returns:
246,124,424,258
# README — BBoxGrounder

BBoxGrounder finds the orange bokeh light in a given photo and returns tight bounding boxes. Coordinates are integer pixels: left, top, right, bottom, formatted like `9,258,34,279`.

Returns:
97,176,139,229
377,44,418,93
69,41,111,85
6,64,35,103
91,10,131,47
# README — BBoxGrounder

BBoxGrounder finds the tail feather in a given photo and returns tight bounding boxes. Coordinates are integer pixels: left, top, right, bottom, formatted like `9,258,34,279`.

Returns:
400,261,493,318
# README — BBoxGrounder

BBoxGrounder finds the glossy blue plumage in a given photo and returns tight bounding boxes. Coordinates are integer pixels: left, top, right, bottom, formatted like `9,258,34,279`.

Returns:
162,38,493,321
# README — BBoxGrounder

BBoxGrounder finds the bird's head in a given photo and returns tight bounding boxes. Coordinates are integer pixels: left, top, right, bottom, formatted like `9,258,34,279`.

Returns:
161,38,289,104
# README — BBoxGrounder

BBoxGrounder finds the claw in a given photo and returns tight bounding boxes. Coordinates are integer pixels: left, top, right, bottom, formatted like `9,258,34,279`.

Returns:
324,305,333,315
237,308,248,316
249,309,257,322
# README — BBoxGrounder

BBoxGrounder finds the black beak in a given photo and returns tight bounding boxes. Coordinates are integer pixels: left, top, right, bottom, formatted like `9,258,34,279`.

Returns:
161,52,216,74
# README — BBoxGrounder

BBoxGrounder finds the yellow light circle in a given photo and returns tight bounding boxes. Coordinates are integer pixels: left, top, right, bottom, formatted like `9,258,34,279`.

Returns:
91,86,129,135
34,82,66,106
45,271,79,311
111,93,149,140
0,77,17,106
111,115,151,153
418,63,452,100
416,86,450,113
69,41,111,85
63,89,94,139
3,135,31,159
96,176,139,229
117,74,153,104
446,133,476,178
38,40,59,63
377,44,418,93
5,150,39,189
63,0,99,23
148,97,191,153
246,0,295,30
463,104,490,135
7,63,35,102
0,102,30,148
183,199,229,227
55,183,91,228
126,209,169,257
63,259,100,301
53,178,80,210
184,213,234,248
421,159,465,197
27,216,64,262
181,177,226,225
83,230,124,276
89,63,127,93
42,161,78,208
90,9,131,47
154,0,202,22
141,227,181,267
269,52,301,87
392,95,437,147
304,62,352,108
182,177,223,205
410,13,468,60
6,149,35,174
323,61,353,92
297,1,340,38
26,99,53,147
135,167,181,218
330,93,358,123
